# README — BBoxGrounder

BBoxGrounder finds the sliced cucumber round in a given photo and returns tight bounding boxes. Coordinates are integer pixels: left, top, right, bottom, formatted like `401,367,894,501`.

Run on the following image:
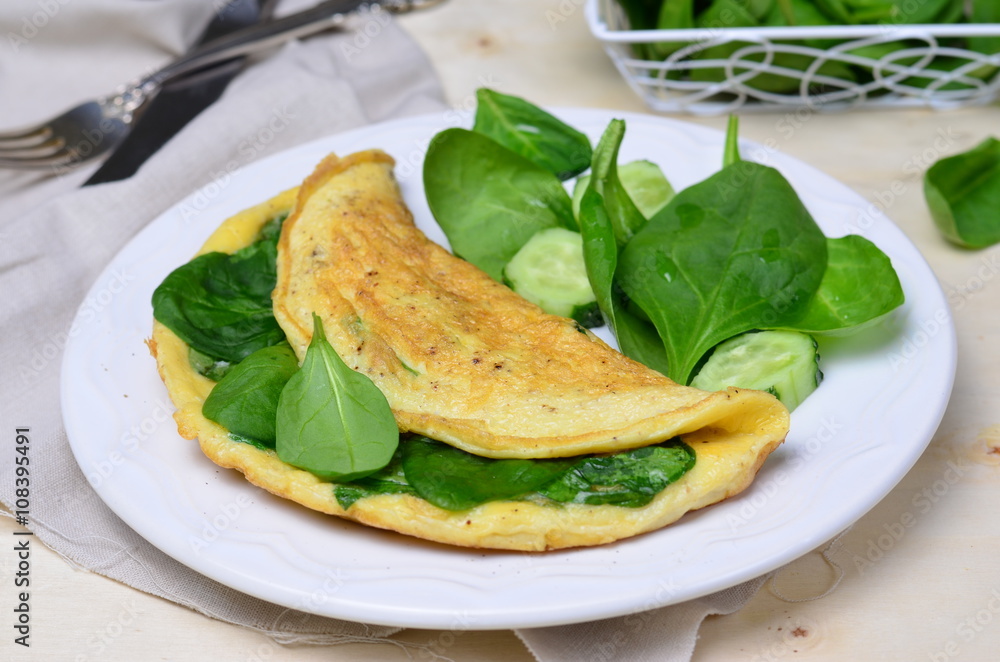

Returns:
572,159,675,220
690,330,822,411
503,227,601,327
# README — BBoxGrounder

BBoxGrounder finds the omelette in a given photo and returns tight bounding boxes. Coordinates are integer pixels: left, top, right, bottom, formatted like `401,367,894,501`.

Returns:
150,149,789,551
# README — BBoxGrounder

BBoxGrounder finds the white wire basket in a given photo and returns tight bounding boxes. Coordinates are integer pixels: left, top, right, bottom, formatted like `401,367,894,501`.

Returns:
586,0,1000,115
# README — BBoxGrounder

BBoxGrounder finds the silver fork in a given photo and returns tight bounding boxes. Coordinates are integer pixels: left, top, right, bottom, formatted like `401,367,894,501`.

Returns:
0,0,443,171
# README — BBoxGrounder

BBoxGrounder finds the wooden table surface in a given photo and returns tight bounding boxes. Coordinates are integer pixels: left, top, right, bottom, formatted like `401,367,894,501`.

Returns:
5,1,1000,660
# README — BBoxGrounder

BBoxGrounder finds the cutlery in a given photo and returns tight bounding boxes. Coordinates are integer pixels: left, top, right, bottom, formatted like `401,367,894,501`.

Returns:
82,0,278,185
0,0,442,171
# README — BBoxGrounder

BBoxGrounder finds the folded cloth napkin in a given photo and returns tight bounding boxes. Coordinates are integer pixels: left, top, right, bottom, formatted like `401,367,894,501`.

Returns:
0,1,770,658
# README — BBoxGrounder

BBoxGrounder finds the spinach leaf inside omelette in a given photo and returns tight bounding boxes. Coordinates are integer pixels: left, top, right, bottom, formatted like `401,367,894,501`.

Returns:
148,151,788,551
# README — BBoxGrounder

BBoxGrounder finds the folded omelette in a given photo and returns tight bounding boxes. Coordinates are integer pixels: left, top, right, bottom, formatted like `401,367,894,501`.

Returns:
151,149,789,551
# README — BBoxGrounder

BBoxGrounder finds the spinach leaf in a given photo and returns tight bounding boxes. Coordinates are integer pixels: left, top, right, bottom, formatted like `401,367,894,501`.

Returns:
572,159,675,221
424,128,576,281
618,161,827,384
925,137,1000,248
539,440,695,507
401,436,576,511
335,447,416,510
723,115,742,168
276,315,398,482
578,187,672,376
152,224,285,364
473,88,592,181
202,343,299,447
782,235,904,334
188,346,232,382
586,120,648,247
615,0,663,29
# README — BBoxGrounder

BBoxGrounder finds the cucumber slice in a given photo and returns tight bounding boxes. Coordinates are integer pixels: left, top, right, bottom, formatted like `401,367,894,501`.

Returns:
572,159,675,220
503,227,601,326
690,330,822,411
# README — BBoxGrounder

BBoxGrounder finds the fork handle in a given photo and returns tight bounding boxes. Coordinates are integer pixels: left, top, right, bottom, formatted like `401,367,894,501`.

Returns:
143,0,385,88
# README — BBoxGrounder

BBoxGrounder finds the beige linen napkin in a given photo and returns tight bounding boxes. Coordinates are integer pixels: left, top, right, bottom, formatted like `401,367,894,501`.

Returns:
0,1,770,658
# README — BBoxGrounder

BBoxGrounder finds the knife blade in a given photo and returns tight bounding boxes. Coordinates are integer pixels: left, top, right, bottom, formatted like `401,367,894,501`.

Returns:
83,0,278,186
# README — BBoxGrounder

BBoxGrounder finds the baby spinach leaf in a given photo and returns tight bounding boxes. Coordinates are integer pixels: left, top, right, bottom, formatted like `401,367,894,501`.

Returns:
188,346,232,382
401,436,576,511
782,235,904,334
424,128,576,281
202,343,299,447
539,440,695,508
723,115,742,168
335,447,416,510
618,161,827,384
578,187,672,376
615,0,662,29
925,137,1000,248
587,120,648,247
276,315,398,482
573,160,675,221
152,225,285,364
473,88,592,181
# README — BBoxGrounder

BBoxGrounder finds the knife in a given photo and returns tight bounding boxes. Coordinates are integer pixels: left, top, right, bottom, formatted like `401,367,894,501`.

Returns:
83,0,278,186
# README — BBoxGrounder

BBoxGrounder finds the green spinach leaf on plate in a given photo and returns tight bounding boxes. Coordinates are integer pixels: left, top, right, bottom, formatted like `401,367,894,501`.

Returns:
617,160,828,385
152,216,286,364
401,437,577,511
276,315,398,482
473,88,592,181
202,342,299,447
539,440,695,507
424,128,576,281
782,234,904,334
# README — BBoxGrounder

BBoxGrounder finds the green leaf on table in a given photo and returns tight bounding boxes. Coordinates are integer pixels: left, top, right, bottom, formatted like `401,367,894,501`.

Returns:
202,343,299,447
401,437,576,511
617,162,828,385
424,128,576,281
152,224,286,364
781,235,904,334
925,137,1000,248
473,88,592,181
276,315,398,482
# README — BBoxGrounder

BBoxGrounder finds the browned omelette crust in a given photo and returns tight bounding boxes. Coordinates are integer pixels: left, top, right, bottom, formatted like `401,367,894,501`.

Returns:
150,152,789,551
272,150,789,459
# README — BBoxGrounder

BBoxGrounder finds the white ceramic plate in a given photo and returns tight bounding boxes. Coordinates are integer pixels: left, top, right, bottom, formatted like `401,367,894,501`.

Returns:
61,109,956,630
